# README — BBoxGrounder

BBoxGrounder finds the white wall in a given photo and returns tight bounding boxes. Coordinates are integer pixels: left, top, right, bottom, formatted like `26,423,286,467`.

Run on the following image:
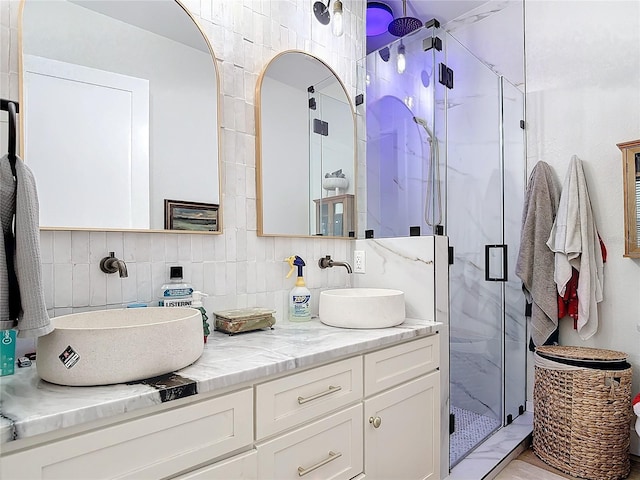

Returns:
261,77,309,235
525,0,640,454
1,0,365,355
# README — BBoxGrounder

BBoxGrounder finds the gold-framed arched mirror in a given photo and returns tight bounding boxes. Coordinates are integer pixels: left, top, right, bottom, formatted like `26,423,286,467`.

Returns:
19,0,222,233
256,50,357,238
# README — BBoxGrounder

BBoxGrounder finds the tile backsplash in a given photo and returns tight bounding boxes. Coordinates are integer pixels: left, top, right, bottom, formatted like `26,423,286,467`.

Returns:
3,0,366,354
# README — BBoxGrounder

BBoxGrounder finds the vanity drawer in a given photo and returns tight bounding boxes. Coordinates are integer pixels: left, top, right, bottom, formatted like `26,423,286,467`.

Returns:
255,356,363,440
173,450,258,480
0,388,253,480
256,404,363,480
364,334,439,396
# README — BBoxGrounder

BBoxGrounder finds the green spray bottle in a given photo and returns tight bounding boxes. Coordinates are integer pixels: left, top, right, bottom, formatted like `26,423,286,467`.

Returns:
285,255,311,322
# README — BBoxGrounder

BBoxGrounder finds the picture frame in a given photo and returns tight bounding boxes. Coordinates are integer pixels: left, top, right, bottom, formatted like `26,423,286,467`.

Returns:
164,199,219,232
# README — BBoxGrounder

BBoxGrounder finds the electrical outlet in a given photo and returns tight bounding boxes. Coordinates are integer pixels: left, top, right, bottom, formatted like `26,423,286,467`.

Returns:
354,250,365,274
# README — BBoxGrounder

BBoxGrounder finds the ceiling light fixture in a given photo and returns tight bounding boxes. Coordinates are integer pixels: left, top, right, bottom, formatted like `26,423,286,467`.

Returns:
366,2,393,36
332,0,344,37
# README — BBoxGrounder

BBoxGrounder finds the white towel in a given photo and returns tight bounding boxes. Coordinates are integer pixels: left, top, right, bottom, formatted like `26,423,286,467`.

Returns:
0,154,52,338
546,155,604,340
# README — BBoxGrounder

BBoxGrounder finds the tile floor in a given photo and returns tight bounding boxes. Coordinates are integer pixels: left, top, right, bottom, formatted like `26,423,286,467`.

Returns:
450,406,501,466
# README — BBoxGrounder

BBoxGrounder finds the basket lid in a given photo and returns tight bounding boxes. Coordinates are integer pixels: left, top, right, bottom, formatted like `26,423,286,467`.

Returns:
535,345,627,362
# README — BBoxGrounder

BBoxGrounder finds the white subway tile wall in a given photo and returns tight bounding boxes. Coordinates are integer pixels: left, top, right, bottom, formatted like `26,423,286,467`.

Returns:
1,0,366,355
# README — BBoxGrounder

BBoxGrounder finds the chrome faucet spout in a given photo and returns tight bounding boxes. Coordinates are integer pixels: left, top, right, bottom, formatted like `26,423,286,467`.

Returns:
318,255,352,274
100,252,128,278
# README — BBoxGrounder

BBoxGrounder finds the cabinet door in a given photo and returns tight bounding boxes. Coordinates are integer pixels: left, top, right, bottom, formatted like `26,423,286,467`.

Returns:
364,372,440,480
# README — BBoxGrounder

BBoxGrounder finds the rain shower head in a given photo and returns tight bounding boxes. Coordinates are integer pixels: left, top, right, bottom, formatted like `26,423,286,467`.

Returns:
388,0,422,37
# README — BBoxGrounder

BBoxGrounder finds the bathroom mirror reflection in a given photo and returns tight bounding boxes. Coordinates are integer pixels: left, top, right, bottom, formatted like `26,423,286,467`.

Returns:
19,0,221,232
256,50,356,238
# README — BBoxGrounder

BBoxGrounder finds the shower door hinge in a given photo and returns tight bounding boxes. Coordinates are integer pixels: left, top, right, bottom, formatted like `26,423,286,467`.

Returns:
519,405,525,415
424,18,441,30
439,63,454,89
449,413,455,434
355,94,364,106
520,120,526,129
313,118,329,136
506,414,513,425
423,36,442,52
448,246,454,265
309,97,317,110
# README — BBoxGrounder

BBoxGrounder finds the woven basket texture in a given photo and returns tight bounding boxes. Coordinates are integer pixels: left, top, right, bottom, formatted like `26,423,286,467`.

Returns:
533,347,633,480
537,345,628,362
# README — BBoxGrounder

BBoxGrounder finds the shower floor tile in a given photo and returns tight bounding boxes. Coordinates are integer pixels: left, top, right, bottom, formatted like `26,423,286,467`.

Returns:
450,406,501,467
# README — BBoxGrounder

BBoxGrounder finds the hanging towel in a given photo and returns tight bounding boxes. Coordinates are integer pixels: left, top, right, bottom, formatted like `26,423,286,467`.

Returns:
0,154,52,337
516,161,560,347
546,155,604,340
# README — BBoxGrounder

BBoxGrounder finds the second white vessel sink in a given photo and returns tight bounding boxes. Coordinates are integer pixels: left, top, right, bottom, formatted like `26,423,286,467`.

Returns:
319,288,405,329
37,307,204,386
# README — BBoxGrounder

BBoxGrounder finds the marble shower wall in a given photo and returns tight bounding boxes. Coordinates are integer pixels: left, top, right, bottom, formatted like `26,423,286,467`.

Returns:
0,0,366,354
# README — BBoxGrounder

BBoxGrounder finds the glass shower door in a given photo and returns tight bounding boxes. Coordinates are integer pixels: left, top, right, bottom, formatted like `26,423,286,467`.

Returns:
502,77,527,428
445,33,504,467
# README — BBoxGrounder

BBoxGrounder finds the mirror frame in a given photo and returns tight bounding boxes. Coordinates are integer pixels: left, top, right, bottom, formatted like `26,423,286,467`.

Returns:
255,50,357,239
17,0,223,234
618,138,640,258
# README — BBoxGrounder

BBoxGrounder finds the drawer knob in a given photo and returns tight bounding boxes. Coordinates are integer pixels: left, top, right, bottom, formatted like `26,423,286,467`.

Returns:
369,416,382,428
297,385,342,405
297,450,342,476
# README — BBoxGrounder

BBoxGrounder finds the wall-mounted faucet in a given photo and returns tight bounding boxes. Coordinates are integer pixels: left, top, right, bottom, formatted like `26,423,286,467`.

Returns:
100,252,128,278
318,255,352,273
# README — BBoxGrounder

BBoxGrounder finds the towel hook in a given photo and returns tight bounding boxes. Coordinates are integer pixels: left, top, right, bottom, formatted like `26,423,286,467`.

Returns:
1,98,19,177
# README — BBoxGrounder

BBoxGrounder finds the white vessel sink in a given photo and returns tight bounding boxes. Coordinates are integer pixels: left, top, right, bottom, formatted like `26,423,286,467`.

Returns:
37,308,204,386
319,288,405,329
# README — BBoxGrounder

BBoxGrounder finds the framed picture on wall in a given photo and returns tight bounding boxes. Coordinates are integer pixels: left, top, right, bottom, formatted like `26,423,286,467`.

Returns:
164,199,219,232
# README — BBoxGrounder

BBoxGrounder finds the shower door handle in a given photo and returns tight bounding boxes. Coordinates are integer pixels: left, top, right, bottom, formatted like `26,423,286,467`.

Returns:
485,244,508,282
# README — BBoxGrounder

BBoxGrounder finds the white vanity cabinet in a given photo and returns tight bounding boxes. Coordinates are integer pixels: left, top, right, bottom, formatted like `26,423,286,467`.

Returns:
252,335,440,480
0,333,440,480
363,335,441,480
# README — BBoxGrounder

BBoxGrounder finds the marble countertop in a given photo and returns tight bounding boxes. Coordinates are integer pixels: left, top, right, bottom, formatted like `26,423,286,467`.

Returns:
0,317,440,446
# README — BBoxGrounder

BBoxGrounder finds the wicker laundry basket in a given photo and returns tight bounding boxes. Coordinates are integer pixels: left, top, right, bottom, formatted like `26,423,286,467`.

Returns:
533,346,633,480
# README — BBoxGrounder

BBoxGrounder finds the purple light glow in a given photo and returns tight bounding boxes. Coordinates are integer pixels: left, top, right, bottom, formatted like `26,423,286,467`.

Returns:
367,2,393,36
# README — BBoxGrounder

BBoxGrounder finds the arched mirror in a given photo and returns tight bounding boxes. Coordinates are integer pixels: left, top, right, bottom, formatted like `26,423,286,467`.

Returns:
20,0,221,233
256,51,356,238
